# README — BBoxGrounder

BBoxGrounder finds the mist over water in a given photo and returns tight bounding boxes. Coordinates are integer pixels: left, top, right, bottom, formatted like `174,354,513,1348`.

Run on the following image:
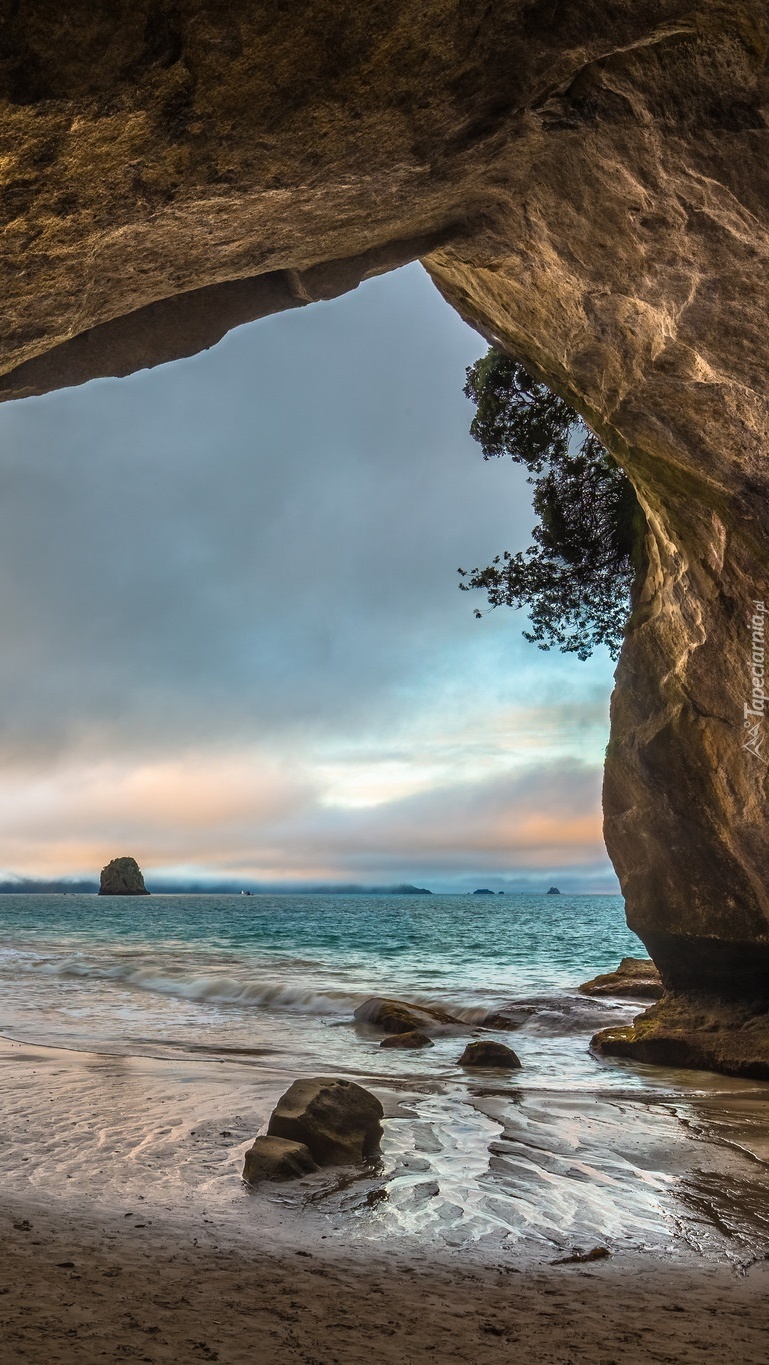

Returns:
2,892,769,1261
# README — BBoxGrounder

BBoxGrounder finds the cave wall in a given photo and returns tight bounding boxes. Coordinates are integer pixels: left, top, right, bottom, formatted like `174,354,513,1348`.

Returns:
3,2,769,1016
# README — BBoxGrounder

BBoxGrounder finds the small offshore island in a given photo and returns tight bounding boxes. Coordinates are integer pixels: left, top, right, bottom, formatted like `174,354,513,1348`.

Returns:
98,856,149,896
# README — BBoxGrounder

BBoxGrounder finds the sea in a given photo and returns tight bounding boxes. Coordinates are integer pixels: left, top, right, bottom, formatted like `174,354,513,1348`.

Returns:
1,891,769,1262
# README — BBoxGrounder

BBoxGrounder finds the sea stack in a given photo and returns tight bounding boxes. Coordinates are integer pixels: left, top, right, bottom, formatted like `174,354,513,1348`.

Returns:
98,856,149,896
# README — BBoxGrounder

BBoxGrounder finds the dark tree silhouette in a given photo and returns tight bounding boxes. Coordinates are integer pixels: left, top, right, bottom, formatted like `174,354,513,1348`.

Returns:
459,349,643,660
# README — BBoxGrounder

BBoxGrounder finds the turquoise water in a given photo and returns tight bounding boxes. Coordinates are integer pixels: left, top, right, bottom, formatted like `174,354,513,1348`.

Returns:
4,892,769,1259
0,892,643,1087
0,890,638,979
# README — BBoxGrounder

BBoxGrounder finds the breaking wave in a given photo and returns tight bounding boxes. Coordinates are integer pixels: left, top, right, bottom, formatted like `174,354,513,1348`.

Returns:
0,945,629,1033
13,952,361,1016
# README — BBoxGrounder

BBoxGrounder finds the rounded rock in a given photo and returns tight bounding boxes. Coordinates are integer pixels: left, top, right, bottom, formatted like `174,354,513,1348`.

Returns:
353,996,459,1034
457,1041,522,1069
242,1135,318,1186
267,1076,384,1165
380,1030,434,1050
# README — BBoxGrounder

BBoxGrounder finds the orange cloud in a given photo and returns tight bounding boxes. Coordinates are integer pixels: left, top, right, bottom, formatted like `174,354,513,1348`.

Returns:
0,746,609,886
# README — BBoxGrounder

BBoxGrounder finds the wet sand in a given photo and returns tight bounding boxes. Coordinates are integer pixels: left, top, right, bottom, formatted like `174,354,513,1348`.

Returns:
4,1032,769,1258
2,1192,769,1364
3,1032,769,1360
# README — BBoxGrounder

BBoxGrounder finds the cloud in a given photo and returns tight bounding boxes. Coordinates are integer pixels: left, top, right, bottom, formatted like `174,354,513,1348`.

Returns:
0,264,541,763
0,747,613,890
0,264,618,886
273,759,608,875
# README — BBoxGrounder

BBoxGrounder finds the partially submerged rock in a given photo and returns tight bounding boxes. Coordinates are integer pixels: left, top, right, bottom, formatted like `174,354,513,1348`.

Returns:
592,997,769,1080
457,1041,522,1070
267,1077,384,1165
98,856,149,896
478,1010,524,1032
579,957,663,1001
354,997,459,1035
242,1135,318,1186
380,1030,434,1050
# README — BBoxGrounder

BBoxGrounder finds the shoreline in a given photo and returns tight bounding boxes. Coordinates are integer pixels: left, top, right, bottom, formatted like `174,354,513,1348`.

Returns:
4,890,769,1357
3,1023,769,1359
2,1191,769,1364
3,1031,769,1266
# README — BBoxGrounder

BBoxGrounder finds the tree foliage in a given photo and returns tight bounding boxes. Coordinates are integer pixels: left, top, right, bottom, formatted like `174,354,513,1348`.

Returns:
459,349,642,660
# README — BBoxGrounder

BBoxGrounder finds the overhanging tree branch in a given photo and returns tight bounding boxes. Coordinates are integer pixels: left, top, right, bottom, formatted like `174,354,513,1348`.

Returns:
459,350,643,661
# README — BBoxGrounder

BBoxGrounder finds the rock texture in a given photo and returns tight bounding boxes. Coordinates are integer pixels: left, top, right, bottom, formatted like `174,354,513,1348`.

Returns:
457,1041,522,1070
354,998,459,1034
242,1135,318,1186
380,1030,434,1050
592,999,769,1081
478,1011,524,1032
4,5,769,1067
98,856,149,896
266,1077,384,1165
579,957,663,1001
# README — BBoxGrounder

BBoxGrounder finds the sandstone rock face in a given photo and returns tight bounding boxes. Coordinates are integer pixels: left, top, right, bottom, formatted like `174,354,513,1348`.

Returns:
266,1078,384,1165
98,856,149,896
4,5,769,1061
579,958,663,1001
458,1041,522,1070
242,1135,318,1186
592,998,769,1081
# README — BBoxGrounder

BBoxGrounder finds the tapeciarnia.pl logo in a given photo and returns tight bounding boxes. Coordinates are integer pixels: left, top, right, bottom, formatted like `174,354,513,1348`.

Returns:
744,599,768,763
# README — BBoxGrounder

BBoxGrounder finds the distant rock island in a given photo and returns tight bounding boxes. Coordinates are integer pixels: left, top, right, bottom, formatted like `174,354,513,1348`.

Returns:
98,856,149,896
381,884,432,896
546,886,561,895
473,888,495,896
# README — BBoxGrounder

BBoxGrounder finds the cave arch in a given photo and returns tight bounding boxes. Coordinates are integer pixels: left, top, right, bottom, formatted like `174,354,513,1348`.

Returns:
3,1,769,1066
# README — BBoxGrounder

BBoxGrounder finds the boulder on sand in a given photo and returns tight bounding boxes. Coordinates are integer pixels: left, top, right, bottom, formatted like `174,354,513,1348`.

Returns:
579,957,663,1000
267,1077,384,1165
457,1041,522,1069
98,855,149,896
354,996,459,1034
242,1135,318,1186
380,1030,434,1050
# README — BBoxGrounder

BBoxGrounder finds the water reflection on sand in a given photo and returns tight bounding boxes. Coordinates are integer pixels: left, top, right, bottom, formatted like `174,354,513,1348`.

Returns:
2,1012,769,1261
284,1079,765,1263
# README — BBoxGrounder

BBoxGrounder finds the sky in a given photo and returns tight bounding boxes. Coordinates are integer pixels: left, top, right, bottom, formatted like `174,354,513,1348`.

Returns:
0,263,619,893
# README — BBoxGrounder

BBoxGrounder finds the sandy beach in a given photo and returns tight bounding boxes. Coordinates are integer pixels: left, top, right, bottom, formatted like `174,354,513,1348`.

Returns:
3,897,769,1361
2,1029,769,1362
3,1191,769,1364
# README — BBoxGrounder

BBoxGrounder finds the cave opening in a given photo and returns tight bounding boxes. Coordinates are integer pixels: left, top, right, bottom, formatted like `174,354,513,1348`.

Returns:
0,261,619,896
